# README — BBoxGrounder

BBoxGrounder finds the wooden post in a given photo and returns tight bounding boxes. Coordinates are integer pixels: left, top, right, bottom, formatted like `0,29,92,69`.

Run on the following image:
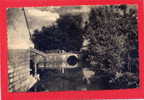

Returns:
34,60,37,77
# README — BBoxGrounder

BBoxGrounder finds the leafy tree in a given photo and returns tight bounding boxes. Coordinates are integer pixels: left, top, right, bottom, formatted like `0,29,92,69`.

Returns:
32,14,83,52
83,6,138,73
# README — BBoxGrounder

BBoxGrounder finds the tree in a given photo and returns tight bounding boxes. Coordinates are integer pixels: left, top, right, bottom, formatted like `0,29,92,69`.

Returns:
83,6,138,73
32,14,83,52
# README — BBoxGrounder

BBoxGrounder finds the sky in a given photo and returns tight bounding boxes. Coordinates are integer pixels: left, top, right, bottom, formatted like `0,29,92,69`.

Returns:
25,6,92,32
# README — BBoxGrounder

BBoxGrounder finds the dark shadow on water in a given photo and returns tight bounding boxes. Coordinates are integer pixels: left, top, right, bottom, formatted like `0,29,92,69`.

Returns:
28,68,126,92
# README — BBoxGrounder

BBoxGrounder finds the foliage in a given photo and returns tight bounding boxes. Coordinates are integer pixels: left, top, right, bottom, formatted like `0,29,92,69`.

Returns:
83,5,138,73
32,14,83,52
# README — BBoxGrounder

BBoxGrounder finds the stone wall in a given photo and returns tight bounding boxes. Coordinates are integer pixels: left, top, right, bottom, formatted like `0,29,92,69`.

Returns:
8,49,36,92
